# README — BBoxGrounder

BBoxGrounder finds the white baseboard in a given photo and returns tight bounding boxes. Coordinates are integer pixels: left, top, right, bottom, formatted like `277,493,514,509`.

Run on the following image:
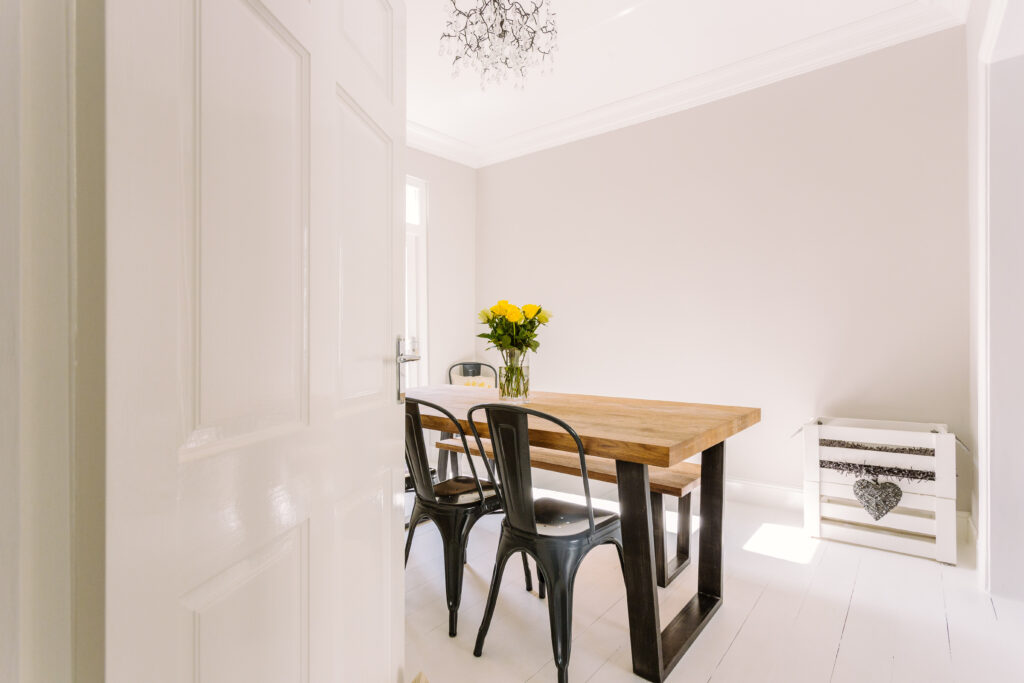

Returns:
725,477,804,511
534,474,977,542
958,510,976,543
724,479,976,538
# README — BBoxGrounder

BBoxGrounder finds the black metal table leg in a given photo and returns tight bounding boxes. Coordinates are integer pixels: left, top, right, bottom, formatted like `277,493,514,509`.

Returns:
696,442,724,600
616,442,726,682
660,441,724,673
615,460,664,682
437,431,455,479
652,492,692,588
677,493,692,571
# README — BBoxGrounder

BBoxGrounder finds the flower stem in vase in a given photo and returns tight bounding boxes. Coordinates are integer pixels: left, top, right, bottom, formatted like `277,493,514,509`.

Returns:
499,348,530,403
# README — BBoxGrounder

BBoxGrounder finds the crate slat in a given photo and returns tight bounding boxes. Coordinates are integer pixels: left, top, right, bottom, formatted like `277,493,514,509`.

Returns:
804,481,821,536
820,499,935,536
818,446,937,472
935,497,957,564
818,481,936,512
817,417,947,434
818,481,935,512
934,434,957,500
819,519,938,560
818,424,940,449
819,468,936,496
803,423,822,483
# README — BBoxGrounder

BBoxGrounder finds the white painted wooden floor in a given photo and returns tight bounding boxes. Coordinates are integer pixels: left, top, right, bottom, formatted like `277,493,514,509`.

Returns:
404,491,1024,683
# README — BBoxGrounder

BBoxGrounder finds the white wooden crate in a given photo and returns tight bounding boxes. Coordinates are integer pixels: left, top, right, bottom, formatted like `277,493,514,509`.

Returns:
804,417,956,564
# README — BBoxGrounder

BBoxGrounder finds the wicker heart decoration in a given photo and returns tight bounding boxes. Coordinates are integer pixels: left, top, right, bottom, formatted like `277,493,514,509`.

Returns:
853,479,902,521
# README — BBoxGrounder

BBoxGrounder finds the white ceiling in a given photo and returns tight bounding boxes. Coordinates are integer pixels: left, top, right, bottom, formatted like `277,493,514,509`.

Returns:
407,0,968,168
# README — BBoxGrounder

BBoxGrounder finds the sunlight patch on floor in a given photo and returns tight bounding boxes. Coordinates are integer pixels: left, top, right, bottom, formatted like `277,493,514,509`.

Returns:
742,521,820,564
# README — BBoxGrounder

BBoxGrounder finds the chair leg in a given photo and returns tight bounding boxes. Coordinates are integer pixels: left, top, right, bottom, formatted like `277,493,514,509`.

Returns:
521,552,533,592
543,566,579,683
458,506,489,565
443,544,465,637
474,534,515,657
538,568,546,599
611,538,626,577
439,511,474,637
404,502,424,567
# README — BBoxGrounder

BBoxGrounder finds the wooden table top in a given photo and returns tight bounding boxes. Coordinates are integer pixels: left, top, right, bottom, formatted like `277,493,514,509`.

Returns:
406,385,761,468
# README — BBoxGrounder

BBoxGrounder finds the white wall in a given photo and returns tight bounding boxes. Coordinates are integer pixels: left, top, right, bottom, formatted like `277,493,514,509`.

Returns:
407,148,479,384
986,4,1024,600
476,29,971,506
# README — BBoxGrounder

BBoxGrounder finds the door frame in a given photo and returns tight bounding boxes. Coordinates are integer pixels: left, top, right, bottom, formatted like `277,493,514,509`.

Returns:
1,0,22,678
973,0,1024,598
969,0,1000,598
7,0,106,680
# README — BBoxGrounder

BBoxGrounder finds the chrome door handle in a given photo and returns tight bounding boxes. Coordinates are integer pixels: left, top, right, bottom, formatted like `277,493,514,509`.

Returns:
396,337,421,402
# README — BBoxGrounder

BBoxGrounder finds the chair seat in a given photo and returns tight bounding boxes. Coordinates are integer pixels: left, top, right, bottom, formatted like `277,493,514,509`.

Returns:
433,476,499,505
534,497,618,537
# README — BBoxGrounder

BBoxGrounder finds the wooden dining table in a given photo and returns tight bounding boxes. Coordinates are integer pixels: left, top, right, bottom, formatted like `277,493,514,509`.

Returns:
407,385,761,683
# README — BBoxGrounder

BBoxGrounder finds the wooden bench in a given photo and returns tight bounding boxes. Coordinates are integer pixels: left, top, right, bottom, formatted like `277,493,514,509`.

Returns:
436,437,701,588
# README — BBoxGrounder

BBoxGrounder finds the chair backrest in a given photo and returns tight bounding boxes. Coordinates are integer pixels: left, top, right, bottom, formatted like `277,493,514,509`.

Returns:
467,403,598,536
405,398,487,504
447,362,497,385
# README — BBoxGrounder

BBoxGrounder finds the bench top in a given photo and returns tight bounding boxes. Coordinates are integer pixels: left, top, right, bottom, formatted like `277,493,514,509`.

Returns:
436,437,701,498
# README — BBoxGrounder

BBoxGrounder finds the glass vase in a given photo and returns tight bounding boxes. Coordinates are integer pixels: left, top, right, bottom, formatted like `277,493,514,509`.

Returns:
498,348,530,403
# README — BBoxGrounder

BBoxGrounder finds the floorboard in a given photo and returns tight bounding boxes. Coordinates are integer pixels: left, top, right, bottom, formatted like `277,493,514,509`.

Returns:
404,498,1024,683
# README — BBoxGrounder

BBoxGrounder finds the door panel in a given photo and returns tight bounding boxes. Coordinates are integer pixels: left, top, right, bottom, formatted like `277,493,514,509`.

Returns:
339,0,394,97
181,524,309,683
194,0,311,449
336,89,393,406
333,476,394,682
106,0,406,680
337,0,400,132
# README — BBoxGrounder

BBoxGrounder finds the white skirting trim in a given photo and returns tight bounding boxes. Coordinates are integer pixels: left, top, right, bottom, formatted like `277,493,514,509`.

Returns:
528,475,976,544
960,510,977,543
725,477,804,510
725,477,975,539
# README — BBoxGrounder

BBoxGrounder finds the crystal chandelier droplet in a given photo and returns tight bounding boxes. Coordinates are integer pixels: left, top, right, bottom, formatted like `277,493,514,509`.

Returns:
439,0,557,88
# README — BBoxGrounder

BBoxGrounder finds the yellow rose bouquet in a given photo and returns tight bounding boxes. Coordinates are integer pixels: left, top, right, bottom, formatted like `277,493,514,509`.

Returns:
477,300,553,402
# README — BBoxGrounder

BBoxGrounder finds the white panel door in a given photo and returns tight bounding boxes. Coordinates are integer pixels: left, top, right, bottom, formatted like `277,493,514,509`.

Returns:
105,0,406,680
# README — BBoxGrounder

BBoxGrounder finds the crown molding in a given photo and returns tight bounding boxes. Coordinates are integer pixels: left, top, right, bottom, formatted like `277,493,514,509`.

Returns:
407,0,968,169
406,121,482,168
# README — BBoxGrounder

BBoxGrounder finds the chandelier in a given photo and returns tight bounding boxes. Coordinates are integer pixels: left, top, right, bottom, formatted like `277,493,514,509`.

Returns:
440,0,558,88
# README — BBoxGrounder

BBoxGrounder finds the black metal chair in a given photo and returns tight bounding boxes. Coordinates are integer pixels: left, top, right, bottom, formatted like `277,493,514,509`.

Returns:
437,362,498,480
448,361,498,385
468,403,625,683
403,398,533,637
